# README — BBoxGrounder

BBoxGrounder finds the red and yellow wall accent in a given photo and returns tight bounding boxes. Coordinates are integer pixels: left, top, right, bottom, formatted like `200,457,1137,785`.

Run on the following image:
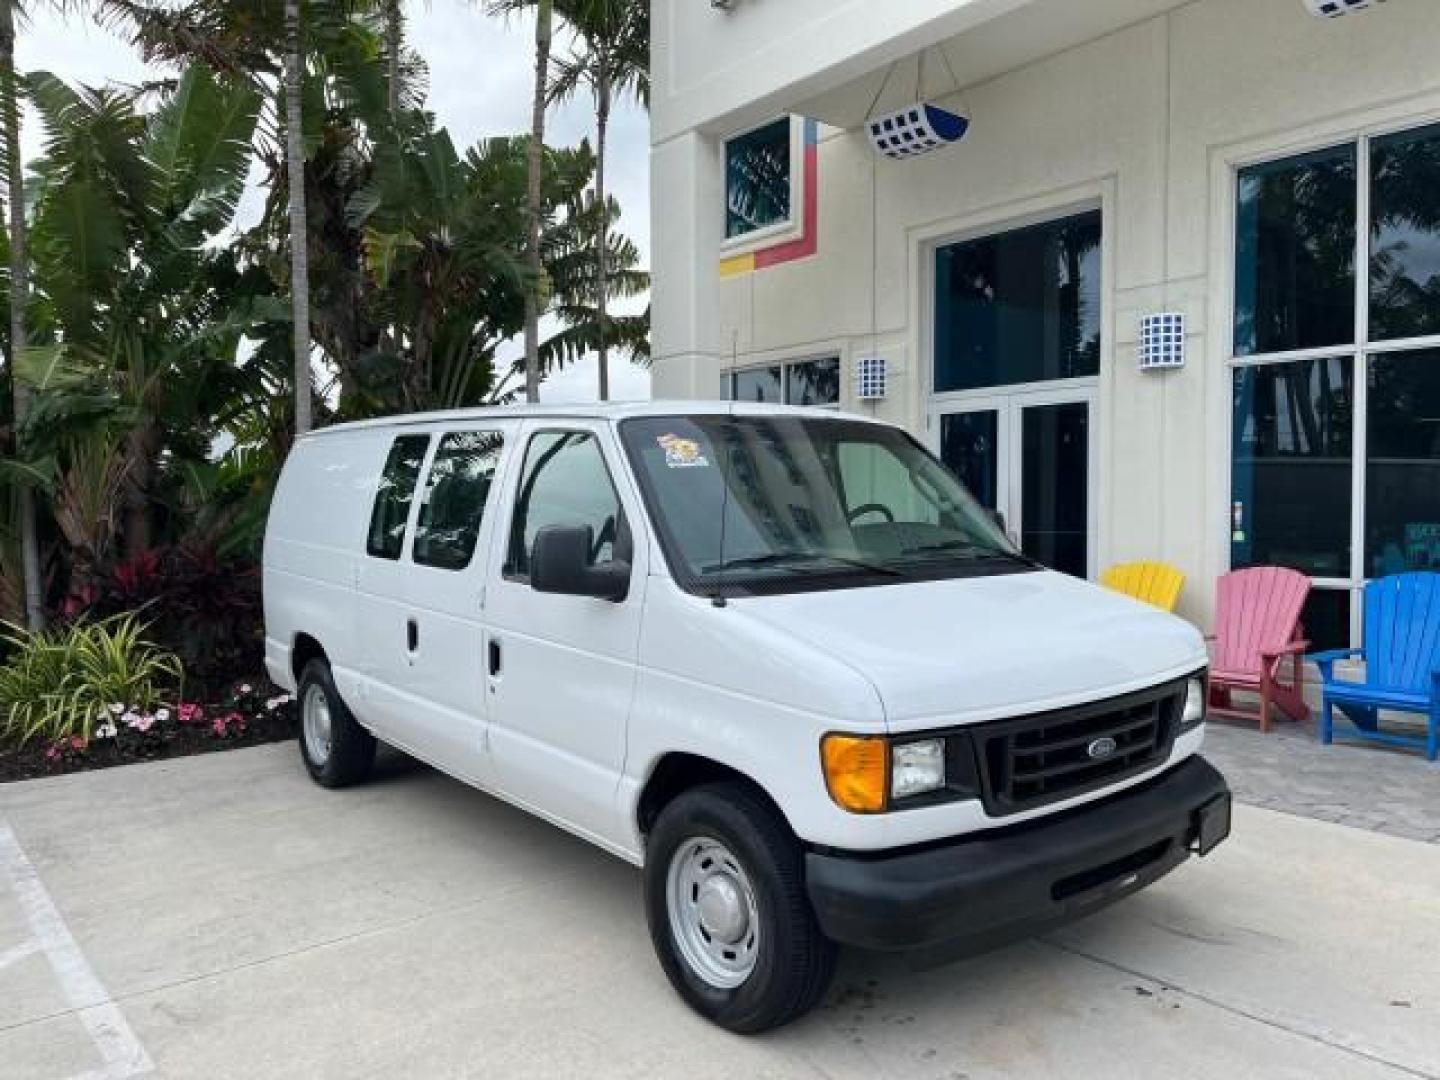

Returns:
720,119,820,279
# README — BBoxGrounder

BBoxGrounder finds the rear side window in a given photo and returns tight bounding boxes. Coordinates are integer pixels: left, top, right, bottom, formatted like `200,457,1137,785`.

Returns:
367,435,430,559
412,430,505,570
505,431,624,577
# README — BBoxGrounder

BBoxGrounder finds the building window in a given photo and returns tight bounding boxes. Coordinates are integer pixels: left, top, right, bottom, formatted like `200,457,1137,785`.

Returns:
725,118,793,241
1231,122,1440,648
724,357,841,407
933,210,1103,394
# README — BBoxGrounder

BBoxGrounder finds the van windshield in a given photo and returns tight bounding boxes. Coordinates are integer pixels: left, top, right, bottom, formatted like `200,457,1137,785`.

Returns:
619,414,1036,596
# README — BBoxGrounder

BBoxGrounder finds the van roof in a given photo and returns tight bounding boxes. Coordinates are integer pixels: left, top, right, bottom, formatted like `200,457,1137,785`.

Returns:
301,400,889,438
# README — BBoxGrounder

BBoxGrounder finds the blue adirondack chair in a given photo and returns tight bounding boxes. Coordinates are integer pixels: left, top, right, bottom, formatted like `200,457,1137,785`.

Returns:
1310,572,1440,762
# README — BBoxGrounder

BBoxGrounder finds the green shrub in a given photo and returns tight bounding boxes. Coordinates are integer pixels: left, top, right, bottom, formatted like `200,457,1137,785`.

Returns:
0,614,183,748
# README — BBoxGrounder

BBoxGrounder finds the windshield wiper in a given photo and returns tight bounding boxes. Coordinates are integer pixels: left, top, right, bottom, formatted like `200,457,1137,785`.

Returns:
900,539,1041,567
702,551,906,577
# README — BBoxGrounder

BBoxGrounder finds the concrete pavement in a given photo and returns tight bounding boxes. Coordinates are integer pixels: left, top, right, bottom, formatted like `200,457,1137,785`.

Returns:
0,742,1437,1080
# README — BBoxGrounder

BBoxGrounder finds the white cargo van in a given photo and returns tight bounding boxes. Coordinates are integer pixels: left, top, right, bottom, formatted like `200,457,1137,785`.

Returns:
263,403,1229,1032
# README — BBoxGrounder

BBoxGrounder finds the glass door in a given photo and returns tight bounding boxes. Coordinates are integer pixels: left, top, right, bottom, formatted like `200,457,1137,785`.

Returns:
931,389,1095,579
1018,398,1090,578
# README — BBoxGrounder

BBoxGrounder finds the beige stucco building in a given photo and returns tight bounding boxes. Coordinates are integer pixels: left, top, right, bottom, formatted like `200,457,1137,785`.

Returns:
649,0,1440,645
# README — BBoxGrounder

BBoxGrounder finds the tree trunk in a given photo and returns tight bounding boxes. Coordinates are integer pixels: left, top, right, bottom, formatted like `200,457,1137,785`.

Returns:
0,4,44,629
285,0,313,435
386,0,401,116
595,69,610,403
524,0,553,404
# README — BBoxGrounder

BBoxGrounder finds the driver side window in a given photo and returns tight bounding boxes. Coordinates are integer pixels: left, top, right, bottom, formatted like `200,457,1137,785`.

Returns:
505,430,625,578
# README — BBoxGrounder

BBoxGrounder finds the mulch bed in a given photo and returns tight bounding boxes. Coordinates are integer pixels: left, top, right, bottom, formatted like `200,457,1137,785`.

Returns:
0,680,298,784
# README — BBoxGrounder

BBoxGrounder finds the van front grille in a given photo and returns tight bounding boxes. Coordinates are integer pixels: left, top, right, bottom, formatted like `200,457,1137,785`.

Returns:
975,680,1185,816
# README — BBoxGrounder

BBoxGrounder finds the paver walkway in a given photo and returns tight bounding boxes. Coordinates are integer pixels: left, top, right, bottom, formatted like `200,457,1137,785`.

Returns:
1202,716,1439,843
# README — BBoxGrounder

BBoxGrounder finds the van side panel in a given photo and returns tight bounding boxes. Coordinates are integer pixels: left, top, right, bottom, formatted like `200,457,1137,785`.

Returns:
263,431,387,697
620,580,888,857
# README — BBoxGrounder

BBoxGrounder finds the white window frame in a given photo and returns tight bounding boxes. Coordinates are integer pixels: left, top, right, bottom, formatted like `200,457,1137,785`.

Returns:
1227,119,1440,649
719,115,805,254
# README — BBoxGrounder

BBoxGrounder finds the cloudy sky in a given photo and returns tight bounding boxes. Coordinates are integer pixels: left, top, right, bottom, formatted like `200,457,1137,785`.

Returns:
17,0,653,403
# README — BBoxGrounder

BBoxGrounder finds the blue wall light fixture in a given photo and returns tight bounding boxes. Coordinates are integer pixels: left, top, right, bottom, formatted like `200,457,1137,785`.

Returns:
868,104,970,161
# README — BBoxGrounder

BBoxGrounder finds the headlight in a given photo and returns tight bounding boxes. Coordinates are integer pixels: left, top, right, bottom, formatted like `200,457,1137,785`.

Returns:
821,733,972,813
892,739,946,799
1181,675,1206,731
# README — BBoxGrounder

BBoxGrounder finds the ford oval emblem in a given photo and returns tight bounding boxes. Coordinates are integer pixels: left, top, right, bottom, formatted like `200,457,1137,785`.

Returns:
1087,736,1118,760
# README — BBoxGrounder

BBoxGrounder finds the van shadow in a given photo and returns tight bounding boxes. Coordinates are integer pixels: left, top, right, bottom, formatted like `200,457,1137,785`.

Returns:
367,755,1168,1046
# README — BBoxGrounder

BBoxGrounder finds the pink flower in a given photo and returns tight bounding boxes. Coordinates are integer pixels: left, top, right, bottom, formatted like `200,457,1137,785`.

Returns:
69,735,86,751
130,714,156,733
45,745,60,761
178,703,204,724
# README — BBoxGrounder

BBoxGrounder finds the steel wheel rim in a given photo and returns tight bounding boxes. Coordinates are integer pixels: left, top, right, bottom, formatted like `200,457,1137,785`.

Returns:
665,836,761,989
302,683,332,765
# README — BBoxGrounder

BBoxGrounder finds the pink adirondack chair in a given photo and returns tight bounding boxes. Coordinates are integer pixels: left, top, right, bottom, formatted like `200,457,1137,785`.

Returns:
1208,567,1312,732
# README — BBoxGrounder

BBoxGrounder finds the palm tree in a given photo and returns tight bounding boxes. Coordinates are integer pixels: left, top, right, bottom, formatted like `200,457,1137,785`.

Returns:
548,0,646,402
487,0,554,404
0,1,46,628
284,0,312,434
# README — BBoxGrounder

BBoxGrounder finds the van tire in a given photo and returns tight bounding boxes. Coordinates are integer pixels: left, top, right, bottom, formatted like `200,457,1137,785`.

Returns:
297,658,375,788
644,783,837,1033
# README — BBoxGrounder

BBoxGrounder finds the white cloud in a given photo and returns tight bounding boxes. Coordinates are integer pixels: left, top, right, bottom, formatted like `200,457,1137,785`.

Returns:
17,0,652,403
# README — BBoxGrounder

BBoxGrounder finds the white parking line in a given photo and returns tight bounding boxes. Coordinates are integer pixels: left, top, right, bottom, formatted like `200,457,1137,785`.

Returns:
0,824,153,1080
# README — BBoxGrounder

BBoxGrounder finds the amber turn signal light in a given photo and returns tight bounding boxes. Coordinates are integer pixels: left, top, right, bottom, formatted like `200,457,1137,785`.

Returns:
821,734,889,814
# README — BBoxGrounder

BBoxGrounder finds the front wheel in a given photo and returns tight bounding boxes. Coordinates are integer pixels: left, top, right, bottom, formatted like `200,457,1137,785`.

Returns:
298,658,376,788
644,783,837,1033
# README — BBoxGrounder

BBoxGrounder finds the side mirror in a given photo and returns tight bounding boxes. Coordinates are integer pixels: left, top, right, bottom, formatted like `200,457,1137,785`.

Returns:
531,525,630,602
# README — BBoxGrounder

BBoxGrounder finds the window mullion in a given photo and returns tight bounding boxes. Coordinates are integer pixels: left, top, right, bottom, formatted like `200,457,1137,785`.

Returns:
1350,135,1372,648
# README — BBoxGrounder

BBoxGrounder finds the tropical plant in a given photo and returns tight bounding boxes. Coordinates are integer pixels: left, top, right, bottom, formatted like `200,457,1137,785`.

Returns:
548,0,647,400
0,612,182,746
487,0,555,404
8,63,273,581
78,542,262,696
284,0,312,433
0,0,47,628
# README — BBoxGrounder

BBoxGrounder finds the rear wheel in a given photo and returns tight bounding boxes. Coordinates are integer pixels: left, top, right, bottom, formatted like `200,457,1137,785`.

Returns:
644,783,837,1033
298,658,375,788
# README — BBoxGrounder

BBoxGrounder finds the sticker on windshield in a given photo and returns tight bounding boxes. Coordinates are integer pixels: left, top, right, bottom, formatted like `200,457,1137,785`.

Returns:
657,434,710,469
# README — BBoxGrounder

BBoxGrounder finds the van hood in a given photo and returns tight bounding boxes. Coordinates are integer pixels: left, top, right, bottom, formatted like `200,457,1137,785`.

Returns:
731,570,1206,727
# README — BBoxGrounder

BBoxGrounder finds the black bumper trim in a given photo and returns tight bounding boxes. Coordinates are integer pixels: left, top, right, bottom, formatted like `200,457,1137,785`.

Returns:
805,756,1230,954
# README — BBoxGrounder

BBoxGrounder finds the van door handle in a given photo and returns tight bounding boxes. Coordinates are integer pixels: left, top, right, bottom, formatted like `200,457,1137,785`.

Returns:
406,618,419,653
488,638,502,677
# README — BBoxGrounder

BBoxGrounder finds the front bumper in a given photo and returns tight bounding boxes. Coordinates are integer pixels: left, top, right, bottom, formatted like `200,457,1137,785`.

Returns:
806,755,1230,953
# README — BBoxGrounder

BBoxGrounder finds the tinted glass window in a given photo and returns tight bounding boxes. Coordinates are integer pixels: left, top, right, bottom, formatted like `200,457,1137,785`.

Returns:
733,366,783,403
1366,348,1440,574
787,358,841,406
506,431,624,577
1234,145,1356,357
367,435,430,560
726,118,792,240
1231,357,1353,576
1021,401,1089,579
939,411,999,511
1371,124,1440,341
934,210,1102,393
411,431,504,571
1303,589,1352,653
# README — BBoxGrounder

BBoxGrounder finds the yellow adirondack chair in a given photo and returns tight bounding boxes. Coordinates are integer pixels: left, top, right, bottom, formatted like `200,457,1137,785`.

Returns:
1101,561,1186,613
